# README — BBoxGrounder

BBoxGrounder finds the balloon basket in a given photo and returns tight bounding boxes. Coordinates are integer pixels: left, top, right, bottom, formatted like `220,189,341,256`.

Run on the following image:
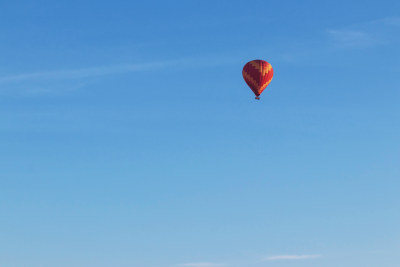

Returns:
255,96,260,100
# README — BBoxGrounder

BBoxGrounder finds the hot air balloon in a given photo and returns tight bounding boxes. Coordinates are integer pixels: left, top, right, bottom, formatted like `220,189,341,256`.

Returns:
242,60,274,100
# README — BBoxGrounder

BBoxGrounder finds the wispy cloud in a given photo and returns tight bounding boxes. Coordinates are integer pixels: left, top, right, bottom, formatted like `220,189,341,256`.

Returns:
327,16,400,47
178,263,226,267
0,56,237,84
264,254,322,261
327,29,376,47
0,57,238,95
374,17,400,27
0,60,177,84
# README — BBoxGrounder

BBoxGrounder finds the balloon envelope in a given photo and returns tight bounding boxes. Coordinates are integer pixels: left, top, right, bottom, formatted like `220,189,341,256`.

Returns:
242,60,273,99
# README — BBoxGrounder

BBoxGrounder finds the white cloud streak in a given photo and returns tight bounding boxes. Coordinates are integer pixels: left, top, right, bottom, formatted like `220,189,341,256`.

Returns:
0,60,176,84
327,29,375,47
178,263,226,267
327,16,400,47
264,254,322,261
0,57,235,84
375,17,400,27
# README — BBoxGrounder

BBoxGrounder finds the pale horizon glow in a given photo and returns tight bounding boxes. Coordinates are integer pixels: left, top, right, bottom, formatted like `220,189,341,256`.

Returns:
179,263,227,267
264,254,322,261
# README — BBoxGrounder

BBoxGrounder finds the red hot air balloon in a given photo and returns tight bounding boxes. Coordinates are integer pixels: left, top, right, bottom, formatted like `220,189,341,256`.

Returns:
242,60,274,100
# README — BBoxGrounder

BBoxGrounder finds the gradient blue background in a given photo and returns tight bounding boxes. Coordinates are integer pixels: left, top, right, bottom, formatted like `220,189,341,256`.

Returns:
1,1,399,266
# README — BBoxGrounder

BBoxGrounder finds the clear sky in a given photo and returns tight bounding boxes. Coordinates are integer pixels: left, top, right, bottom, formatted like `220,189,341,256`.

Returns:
1,1,399,267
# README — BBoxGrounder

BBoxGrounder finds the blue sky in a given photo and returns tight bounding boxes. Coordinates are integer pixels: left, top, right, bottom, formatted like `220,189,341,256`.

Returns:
0,1,399,267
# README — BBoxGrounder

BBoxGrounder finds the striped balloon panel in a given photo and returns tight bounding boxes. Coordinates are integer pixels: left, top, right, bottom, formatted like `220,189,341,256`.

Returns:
242,60,274,97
